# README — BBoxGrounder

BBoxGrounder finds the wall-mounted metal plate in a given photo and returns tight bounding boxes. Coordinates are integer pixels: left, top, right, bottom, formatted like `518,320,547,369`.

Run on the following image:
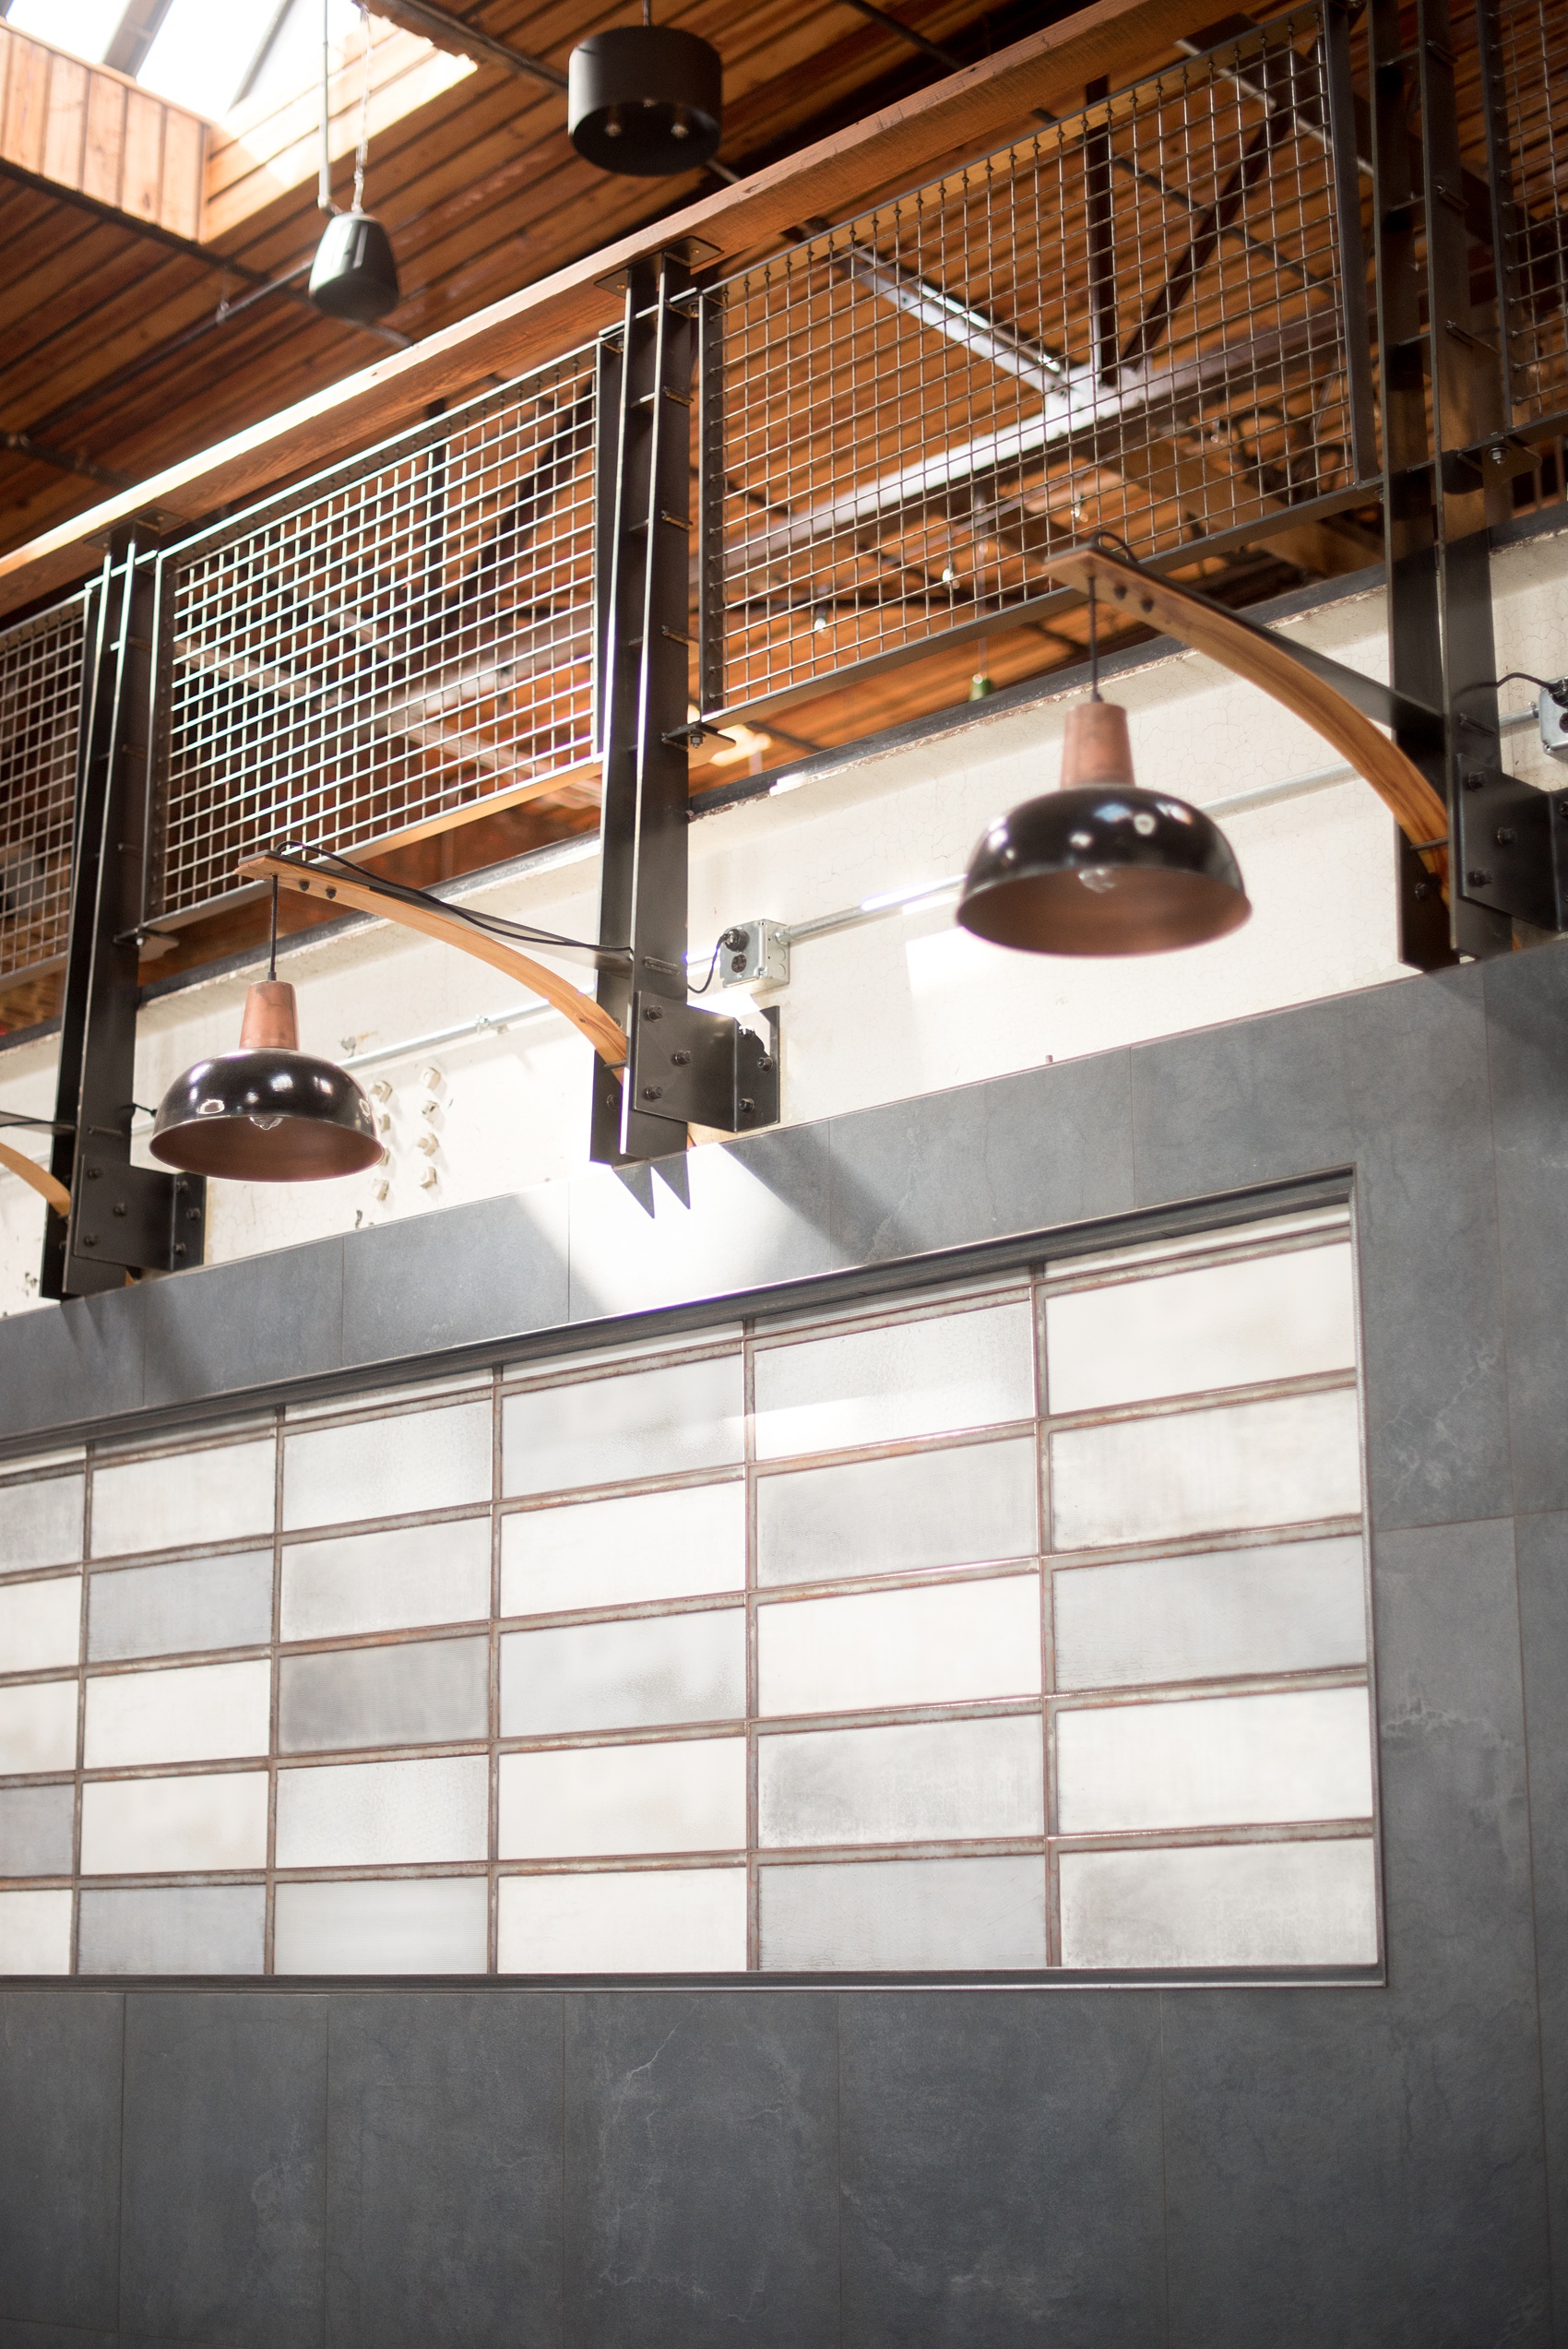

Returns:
1455,765,1562,932
71,1161,206,1275
629,993,779,1133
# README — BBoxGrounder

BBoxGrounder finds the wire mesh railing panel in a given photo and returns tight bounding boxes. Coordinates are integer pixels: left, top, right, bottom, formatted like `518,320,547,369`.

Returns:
1489,0,1568,428
0,595,86,988
703,6,1363,719
150,350,599,920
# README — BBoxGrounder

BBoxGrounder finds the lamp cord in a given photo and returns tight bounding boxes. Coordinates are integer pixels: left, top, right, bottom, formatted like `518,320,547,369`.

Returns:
317,0,333,213
267,877,279,982
353,1,371,215
1087,572,1099,702
1454,670,1568,709
271,842,631,964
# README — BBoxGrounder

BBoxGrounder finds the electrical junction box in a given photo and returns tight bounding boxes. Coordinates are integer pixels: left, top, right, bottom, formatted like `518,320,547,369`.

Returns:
717,918,790,990
1540,686,1568,764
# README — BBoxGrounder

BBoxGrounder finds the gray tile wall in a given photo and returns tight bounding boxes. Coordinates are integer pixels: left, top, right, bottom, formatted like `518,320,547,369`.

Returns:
2,945,1565,2344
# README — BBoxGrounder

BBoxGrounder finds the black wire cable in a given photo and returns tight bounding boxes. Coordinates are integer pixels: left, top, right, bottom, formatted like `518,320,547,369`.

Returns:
1454,671,1568,707
271,842,630,961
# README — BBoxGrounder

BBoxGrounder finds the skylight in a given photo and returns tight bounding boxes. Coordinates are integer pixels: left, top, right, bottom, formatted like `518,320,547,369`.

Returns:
6,0,362,124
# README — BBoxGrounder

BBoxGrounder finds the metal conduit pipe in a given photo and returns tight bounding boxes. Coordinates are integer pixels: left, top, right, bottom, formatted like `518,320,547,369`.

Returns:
318,705,1543,1077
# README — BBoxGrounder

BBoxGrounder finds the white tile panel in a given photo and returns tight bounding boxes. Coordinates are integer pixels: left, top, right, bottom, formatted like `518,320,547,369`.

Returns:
1058,1836,1379,1967
501,1480,745,1617
274,1753,489,1868
498,1737,746,1858
755,1437,1038,1588
757,1574,1041,1715
77,1885,266,1975
754,1301,1035,1461
1045,1242,1357,1414
273,1877,488,1974
0,1475,83,1572
280,1518,491,1642
497,1867,748,1973
283,1402,492,1531
501,1608,745,1737
757,1714,1044,1846
1053,1536,1368,1691
83,1658,272,1768
759,1854,1046,1970
90,1441,274,1559
1055,1686,1375,1833
79,1772,268,1873
1051,1388,1362,1550
0,1678,78,1774
0,1888,72,1973
0,1574,80,1672
503,1354,744,1496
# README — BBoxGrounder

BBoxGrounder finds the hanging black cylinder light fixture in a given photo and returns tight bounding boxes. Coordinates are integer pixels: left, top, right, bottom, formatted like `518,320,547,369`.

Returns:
568,1,722,176
308,0,400,326
150,884,382,1182
956,561,1252,956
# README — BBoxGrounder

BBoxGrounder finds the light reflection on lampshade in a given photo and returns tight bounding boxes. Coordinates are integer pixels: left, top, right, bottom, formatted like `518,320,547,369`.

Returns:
149,981,381,1182
956,698,1252,955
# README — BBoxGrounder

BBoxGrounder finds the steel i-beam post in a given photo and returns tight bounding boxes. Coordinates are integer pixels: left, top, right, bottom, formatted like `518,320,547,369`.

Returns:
42,531,205,1299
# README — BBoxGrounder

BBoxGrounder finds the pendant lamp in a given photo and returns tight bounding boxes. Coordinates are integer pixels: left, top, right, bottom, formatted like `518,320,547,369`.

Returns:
309,1,399,326
568,2,722,176
956,564,1251,956
150,884,381,1182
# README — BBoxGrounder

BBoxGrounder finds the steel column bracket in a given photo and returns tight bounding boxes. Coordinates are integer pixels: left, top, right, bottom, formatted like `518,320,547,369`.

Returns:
627,995,779,1138
72,1159,206,1276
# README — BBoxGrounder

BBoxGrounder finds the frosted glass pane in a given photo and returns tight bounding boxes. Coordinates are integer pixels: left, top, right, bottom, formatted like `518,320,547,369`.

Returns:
758,1714,1044,1846
1051,1388,1362,1550
84,1657,271,1767
502,1481,744,1617
274,1877,487,1975
79,1772,267,1872
1055,1686,1374,1833
758,1575,1041,1715
498,1737,745,1857
279,1634,488,1752
89,1549,272,1662
502,1609,744,1737
90,1441,274,1559
0,1574,80,1671
1046,1243,1357,1414
503,1354,743,1496
0,1475,82,1570
0,1679,77,1773
0,1784,74,1875
497,1867,747,1973
754,1302,1035,1460
275,1753,488,1867
756,1438,1037,1588
0,1889,72,1974
1059,1837,1379,1967
281,1519,491,1641
760,1854,1045,1970
78,1885,265,1975
1054,1536,1367,1691
284,1401,492,1531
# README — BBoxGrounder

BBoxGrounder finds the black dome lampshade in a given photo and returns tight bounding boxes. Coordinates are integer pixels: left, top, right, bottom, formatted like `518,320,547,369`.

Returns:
150,979,382,1183
956,561,1251,956
568,18,722,176
309,208,399,325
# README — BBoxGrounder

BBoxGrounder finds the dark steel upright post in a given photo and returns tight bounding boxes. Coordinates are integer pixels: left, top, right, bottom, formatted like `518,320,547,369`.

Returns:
1322,1,1379,484
42,528,205,1300
592,250,699,1165
696,282,727,720
1369,0,1510,963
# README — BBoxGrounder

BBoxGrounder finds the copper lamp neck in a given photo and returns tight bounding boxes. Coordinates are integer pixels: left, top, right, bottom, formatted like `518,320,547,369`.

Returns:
239,980,300,1052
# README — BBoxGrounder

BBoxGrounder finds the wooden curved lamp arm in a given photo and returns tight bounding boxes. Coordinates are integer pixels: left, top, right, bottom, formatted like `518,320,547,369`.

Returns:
0,1137,70,1217
237,855,630,1068
1044,548,1452,896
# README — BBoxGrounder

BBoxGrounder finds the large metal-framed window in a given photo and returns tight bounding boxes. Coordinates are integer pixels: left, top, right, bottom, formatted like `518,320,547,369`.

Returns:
0,1196,1377,1980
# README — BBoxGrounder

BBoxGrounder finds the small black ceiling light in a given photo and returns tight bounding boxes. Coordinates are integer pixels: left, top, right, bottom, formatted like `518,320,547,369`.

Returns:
568,2,722,176
150,883,382,1182
956,557,1252,956
309,0,400,326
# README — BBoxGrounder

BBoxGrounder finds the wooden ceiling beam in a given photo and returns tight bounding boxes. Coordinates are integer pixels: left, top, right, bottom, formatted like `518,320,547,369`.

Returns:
0,0,1209,618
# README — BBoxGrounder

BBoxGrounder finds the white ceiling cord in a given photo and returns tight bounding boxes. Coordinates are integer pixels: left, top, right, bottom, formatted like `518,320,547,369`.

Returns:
318,0,375,216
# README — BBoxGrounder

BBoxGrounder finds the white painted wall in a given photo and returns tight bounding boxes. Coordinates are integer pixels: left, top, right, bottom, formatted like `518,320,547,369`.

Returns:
2,525,1564,1314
